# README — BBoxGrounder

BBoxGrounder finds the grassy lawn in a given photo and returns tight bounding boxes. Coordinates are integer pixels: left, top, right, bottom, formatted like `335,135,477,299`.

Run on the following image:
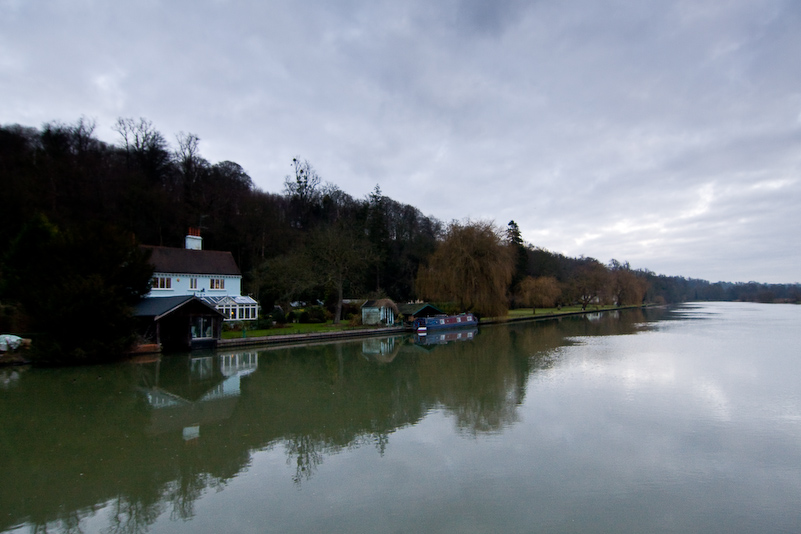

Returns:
224,304,633,338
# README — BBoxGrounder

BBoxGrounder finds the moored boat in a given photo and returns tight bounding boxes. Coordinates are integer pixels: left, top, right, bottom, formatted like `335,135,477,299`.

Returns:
413,313,477,334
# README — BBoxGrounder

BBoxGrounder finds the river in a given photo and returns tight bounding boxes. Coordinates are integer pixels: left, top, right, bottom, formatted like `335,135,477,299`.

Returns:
1,302,800,533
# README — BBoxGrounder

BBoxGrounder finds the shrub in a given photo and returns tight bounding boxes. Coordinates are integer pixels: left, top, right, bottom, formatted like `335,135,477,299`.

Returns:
302,305,328,323
270,308,286,325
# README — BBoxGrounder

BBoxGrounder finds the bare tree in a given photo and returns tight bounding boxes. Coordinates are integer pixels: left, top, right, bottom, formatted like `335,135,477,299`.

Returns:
175,131,205,177
608,259,648,305
307,224,372,323
568,259,610,310
284,157,321,229
112,117,170,183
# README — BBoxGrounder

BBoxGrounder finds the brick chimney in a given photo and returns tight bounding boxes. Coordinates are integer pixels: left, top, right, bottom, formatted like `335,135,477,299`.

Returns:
185,227,203,250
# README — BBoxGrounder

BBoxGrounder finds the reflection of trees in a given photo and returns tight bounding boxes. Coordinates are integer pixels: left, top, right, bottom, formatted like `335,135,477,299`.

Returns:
166,471,208,522
0,309,661,532
285,434,330,485
416,320,568,434
103,496,163,534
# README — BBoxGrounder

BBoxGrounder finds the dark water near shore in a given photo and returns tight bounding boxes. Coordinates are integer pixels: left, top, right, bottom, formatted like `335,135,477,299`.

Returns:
2,302,800,533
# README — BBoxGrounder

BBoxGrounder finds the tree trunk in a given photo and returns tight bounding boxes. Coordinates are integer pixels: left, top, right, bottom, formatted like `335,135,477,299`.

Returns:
334,278,344,324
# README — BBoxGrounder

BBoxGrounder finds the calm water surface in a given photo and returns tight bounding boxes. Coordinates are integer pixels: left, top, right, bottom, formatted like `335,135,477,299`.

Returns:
2,302,801,533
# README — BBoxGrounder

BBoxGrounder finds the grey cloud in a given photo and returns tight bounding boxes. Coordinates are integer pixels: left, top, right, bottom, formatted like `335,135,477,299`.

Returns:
2,0,799,282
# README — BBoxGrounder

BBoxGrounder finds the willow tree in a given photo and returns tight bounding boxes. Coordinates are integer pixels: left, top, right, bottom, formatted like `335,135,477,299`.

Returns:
416,220,514,318
519,276,562,313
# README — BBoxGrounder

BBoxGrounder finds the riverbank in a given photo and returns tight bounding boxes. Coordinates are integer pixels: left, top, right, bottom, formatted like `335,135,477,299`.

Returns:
218,304,649,349
0,351,30,366
0,305,649,364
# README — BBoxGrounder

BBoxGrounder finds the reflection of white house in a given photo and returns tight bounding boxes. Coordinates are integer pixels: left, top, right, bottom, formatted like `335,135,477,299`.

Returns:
140,351,259,439
205,352,259,399
142,228,259,321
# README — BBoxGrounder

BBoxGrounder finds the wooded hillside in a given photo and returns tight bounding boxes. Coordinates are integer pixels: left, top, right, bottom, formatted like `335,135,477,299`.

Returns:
1,117,798,344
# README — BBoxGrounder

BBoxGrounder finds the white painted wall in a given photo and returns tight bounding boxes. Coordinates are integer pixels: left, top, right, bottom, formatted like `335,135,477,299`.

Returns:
146,272,243,298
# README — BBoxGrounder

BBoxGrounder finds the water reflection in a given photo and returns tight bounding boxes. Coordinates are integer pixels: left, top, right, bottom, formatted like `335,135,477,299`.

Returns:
414,327,477,346
361,335,404,363
137,351,259,441
0,308,662,533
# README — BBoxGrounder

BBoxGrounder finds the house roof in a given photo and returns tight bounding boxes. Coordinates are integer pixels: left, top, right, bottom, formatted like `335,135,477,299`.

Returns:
141,245,241,276
134,296,223,320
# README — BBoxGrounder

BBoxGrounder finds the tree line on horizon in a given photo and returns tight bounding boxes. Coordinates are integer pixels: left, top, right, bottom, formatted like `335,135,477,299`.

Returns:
1,118,798,360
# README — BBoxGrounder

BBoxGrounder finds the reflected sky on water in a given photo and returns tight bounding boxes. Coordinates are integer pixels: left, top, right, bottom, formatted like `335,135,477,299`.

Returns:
2,303,800,533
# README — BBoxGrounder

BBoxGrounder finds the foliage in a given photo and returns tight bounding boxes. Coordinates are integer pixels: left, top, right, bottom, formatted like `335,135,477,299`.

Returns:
608,260,648,305
518,276,562,312
567,258,611,310
506,220,528,292
1,117,796,365
297,306,330,324
305,224,373,323
416,220,514,317
0,215,153,364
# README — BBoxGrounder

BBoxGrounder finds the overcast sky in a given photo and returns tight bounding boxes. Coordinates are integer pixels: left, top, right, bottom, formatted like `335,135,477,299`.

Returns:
2,0,799,283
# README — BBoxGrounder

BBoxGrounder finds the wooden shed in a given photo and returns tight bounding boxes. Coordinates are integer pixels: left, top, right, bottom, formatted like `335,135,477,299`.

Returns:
361,299,399,326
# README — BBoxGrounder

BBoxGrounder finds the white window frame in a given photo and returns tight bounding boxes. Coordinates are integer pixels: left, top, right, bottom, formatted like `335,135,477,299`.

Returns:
152,276,172,289
210,278,225,290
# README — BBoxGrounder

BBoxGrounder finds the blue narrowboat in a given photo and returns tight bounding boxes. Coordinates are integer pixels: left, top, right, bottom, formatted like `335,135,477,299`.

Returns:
413,313,477,334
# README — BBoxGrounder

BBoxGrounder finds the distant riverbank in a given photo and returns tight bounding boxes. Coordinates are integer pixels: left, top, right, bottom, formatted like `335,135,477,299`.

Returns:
0,305,650,365
218,304,649,350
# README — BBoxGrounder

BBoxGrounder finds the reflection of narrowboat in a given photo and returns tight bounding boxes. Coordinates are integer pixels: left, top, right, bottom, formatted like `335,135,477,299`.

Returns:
414,313,477,334
415,328,477,346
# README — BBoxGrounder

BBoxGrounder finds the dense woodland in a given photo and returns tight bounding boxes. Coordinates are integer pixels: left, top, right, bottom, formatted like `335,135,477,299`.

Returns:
1,118,798,360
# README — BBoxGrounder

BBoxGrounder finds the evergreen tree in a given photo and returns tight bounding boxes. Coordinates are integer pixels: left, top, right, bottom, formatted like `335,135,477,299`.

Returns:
1,215,153,364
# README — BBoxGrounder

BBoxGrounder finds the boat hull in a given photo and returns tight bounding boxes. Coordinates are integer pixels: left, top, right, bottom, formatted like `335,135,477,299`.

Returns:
414,314,477,334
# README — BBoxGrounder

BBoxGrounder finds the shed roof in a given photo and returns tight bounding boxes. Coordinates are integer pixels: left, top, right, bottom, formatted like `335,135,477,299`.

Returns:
135,296,223,320
361,298,399,313
397,303,444,317
142,246,241,276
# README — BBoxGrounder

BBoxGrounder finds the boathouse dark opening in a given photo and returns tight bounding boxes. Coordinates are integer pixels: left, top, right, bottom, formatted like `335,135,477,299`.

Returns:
135,296,224,351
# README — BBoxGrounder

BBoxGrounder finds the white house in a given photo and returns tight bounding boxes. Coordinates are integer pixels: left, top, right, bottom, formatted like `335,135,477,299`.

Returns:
142,229,259,321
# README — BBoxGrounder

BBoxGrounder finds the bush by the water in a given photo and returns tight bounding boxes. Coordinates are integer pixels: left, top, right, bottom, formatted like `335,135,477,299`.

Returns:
298,305,329,324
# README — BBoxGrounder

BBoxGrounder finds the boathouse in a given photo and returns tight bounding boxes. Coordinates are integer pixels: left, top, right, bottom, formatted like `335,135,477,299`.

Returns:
361,299,399,326
134,295,224,351
397,303,445,327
